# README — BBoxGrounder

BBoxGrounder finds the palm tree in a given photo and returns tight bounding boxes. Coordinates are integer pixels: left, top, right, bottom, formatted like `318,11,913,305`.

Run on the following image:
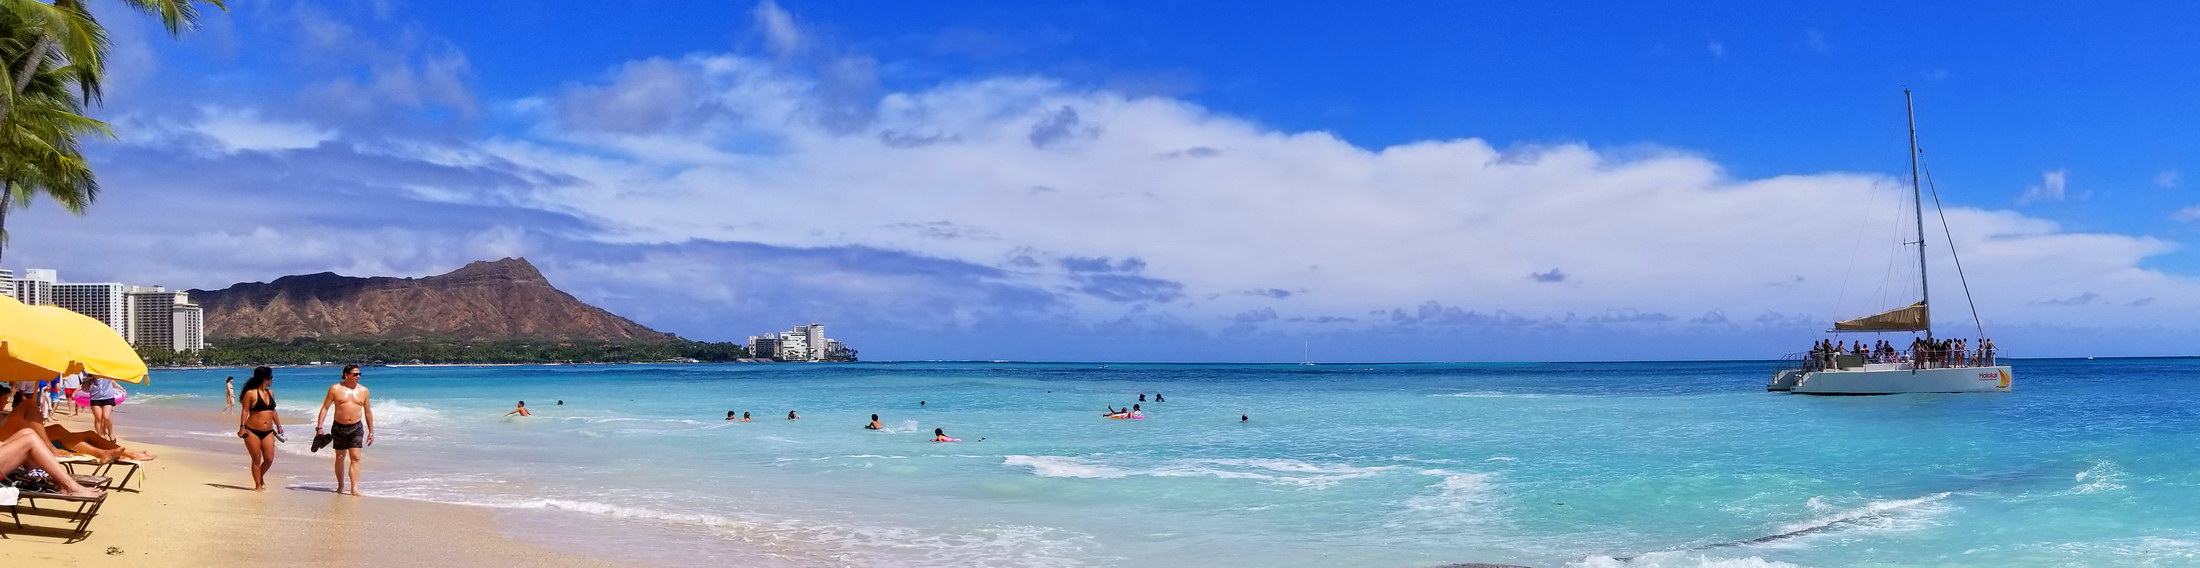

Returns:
0,0,222,263
0,51,108,255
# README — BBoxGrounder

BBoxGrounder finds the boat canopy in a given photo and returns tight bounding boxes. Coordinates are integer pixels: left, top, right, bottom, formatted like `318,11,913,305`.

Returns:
1832,302,1929,332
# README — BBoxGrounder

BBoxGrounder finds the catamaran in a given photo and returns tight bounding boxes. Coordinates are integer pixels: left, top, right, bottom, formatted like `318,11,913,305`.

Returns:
1767,90,2013,395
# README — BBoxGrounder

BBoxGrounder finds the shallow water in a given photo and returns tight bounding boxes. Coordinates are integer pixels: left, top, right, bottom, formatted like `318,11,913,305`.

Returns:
120,359,2200,567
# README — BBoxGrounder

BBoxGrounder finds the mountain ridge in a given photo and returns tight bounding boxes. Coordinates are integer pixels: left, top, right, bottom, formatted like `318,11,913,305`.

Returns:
189,258,676,342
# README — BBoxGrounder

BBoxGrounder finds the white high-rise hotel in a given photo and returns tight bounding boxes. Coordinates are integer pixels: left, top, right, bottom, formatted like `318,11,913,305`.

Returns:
2,268,206,352
746,323,846,362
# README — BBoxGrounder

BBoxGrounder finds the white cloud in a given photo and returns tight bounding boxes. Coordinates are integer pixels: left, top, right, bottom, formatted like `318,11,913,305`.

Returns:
2018,169,2068,204
2157,169,2179,189
192,107,336,153
752,0,804,56
24,0,2200,359
2175,205,2200,222
451,50,2200,336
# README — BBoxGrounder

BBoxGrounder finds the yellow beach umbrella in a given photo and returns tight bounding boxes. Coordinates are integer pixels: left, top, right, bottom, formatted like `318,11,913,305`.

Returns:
0,294,150,384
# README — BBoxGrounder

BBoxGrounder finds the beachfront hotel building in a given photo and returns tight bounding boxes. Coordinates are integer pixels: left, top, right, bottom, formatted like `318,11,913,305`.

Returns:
746,323,850,362
55,281,129,336
135,286,208,352
2,268,56,306
2,268,207,352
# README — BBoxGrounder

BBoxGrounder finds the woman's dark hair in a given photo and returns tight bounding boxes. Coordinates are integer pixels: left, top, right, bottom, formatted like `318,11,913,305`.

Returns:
727,411,735,417
241,366,274,393
517,401,525,406
934,428,944,436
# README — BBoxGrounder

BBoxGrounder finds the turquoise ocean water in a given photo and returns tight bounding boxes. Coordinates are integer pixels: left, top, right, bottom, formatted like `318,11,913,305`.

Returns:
115,359,2200,567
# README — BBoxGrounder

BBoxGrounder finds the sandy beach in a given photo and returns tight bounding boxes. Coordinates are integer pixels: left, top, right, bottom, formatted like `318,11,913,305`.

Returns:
1,411,615,567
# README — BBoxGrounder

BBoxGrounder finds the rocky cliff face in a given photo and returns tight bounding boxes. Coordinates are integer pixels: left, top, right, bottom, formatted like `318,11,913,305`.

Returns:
190,258,676,342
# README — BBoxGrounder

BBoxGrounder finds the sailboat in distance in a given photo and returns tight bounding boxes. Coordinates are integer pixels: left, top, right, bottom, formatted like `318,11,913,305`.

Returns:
1767,90,2013,395
1300,340,1316,366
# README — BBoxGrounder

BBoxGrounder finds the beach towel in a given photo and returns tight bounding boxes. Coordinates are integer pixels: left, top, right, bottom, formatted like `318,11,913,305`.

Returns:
0,485,16,507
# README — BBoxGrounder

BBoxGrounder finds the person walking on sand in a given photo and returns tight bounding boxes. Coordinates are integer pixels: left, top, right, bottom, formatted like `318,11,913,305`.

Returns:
223,376,236,414
504,401,531,417
56,373,80,416
83,376,123,440
314,365,375,496
236,367,282,492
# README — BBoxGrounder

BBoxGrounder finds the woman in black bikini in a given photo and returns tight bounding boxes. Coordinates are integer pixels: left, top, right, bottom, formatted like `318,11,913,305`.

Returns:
236,367,283,492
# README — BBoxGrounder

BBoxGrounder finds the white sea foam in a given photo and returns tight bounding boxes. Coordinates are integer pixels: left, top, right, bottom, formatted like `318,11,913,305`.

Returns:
130,393,201,403
1001,455,1397,488
2065,460,2128,495
1767,492,1952,543
368,399,446,426
1002,455,1130,479
1405,470,1498,517
366,490,1099,567
880,420,923,433
1568,552,1806,568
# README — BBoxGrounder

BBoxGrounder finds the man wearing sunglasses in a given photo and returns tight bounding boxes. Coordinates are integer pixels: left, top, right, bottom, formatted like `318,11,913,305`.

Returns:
314,364,376,496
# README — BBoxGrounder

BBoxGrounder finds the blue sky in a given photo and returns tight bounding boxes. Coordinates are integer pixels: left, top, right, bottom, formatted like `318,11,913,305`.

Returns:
11,0,2200,361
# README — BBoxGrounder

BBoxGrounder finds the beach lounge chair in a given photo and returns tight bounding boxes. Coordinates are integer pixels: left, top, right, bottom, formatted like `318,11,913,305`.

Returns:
4,474,111,541
52,446,142,491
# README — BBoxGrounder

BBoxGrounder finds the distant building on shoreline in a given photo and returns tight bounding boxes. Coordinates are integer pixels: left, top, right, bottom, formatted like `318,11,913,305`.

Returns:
2,268,206,352
746,323,855,362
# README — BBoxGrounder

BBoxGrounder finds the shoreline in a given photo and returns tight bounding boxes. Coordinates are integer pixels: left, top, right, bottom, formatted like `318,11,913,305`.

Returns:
0,408,618,567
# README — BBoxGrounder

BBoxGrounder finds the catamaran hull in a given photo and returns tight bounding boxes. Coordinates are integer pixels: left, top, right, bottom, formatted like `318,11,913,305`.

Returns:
1787,366,2012,395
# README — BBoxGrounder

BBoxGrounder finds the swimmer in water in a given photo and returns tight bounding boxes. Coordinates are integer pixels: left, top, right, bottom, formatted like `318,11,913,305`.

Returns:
741,412,753,422
919,400,926,407
1155,393,1164,402
503,401,531,417
787,411,799,420
1103,405,1127,418
1130,404,1143,419
556,400,563,406
1139,394,1146,402
1241,414,1248,423
866,414,883,430
726,411,736,421
933,428,959,442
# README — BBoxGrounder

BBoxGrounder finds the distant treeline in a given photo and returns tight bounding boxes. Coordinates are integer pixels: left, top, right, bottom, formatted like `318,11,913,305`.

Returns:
139,336,762,367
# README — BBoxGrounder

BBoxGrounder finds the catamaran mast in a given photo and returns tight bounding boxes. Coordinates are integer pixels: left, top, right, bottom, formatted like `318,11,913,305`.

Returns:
1905,89,1930,339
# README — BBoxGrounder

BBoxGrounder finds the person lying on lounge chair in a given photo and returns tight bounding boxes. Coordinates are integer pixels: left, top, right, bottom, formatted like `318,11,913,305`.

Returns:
0,393,156,463
0,428,105,499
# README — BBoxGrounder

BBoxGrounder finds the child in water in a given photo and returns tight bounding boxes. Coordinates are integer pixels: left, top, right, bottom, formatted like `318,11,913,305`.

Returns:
787,411,799,420
866,414,883,430
726,411,736,421
504,401,531,417
741,412,753,422
933,428,960,442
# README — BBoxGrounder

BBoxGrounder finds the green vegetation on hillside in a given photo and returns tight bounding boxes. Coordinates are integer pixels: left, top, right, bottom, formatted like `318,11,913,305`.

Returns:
138,337,783,367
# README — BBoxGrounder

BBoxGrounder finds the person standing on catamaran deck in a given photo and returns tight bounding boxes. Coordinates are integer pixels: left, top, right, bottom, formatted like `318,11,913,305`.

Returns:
315,365,376,495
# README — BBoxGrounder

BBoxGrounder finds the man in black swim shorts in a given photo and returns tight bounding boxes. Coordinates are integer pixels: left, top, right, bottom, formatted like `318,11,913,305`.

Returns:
315,365,375,495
